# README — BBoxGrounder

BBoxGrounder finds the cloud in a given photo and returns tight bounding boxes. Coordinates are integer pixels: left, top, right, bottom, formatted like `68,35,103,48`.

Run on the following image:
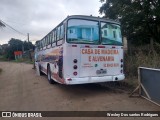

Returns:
0,0,102,44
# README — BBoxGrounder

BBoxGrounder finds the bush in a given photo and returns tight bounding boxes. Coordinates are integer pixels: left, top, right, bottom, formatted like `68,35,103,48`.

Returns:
124,45,160,80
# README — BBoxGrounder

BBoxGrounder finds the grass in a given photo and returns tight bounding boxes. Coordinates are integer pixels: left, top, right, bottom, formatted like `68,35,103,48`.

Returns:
12,58,34,64
124,45,160,87
0,55,8,61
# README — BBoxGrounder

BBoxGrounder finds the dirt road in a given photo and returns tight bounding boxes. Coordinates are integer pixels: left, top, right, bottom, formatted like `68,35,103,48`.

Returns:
0,62,159,119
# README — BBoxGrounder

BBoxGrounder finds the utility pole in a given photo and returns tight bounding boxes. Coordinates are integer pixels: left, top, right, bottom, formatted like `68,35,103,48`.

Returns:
28,33,32,61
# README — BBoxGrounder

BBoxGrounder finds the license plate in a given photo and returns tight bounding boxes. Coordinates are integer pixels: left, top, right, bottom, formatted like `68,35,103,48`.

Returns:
96,69,107,74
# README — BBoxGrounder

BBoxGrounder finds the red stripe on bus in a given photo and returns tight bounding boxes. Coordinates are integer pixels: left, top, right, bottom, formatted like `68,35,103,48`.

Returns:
72,45,77,47
98,46,105,48
85,45,90,48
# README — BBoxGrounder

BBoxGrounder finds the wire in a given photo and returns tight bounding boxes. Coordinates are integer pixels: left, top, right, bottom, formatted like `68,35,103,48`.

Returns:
0,19,26,37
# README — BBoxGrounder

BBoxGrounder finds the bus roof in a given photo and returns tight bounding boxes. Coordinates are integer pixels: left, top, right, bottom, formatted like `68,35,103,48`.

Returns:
66,15,120,25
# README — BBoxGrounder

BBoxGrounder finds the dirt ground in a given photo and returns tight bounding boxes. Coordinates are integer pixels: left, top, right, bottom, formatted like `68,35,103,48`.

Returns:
0,62,159,120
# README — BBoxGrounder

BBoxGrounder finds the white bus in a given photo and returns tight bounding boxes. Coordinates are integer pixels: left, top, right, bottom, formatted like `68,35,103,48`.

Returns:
35,15,125,85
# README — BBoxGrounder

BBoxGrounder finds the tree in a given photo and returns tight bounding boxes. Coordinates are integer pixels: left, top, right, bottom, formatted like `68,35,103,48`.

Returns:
99,0,160,45
4,38,34,60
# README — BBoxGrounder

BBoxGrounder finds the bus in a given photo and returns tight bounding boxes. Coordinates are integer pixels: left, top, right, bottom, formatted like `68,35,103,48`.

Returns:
35,15,125,85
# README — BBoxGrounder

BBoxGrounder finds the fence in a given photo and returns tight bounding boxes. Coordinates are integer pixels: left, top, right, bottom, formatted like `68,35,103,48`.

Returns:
130,67,160,106
139,67,160,106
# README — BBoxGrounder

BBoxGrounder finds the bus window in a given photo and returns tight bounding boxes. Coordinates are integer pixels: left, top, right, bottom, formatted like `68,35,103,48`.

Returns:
67,19,99,44
47,36,49,45
50,33,52,44
57,27,60,40
40,40,43,50
48,35,50,45
101,22,122,45
55,30,57,41
43,38,46,48
52,31,55,43
46,36,48,46
60,25,64,39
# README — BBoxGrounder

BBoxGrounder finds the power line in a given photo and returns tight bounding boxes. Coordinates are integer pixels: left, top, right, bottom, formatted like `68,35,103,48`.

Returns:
0,19,26,37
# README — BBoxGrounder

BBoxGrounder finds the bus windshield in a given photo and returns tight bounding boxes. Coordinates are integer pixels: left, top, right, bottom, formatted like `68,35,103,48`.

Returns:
101,22,122,45
67,19,123,46
67,19,99,44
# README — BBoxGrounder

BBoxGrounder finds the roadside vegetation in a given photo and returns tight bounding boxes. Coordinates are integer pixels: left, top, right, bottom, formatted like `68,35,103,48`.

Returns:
0,38,34,60
124,43,160,87
99,0,160,87
12,58,34,64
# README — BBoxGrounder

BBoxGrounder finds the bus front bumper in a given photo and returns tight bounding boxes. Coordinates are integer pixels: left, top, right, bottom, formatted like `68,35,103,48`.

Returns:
65,74,125,85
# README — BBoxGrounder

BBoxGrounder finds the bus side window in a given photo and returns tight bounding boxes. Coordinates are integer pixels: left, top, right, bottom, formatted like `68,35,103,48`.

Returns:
44,38,47,49
46,35,48,48
60,25,64,39
40,40,42,50
47,35,49,46
52,31,56,47
63,24,66,40
50,33,52,45
52,31,55,43
55,29,57,45
57,26,60,40
48,35,50,47
46,36,48,46
41,39,43,49
40,40,43,50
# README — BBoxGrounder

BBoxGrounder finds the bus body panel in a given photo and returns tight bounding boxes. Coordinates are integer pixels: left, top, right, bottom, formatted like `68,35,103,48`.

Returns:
63,43,124,84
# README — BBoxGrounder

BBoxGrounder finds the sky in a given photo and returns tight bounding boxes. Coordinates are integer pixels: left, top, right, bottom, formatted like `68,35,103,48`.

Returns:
0,0,103,45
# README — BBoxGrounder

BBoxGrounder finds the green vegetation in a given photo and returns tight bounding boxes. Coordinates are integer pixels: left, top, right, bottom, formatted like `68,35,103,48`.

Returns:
99,0,160,45
0,55,8,61
124,44,160,86
125,51,160,78
0,38,34,60
100,0,160,87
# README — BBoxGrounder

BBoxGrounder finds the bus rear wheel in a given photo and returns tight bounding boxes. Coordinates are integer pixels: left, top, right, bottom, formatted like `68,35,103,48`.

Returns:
39,65,43,76
47,65,55,84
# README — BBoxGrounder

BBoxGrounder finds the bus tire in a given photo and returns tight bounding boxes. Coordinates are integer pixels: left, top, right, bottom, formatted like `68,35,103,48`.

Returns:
47,65,55,84
39,65,43,76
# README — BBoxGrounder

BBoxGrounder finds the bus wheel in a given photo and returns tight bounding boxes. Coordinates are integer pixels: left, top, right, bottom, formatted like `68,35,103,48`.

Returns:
47,65,55,84
39,65,43,76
